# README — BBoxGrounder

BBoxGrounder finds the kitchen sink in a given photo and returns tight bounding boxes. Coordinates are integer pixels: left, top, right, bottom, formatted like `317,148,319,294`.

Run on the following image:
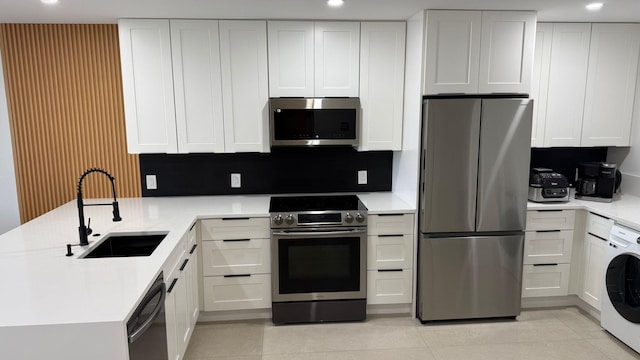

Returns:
81,233,167,258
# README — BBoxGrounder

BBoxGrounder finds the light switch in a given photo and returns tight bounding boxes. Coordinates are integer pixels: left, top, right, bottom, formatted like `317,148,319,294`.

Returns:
358,170,367,185
146,175,157,190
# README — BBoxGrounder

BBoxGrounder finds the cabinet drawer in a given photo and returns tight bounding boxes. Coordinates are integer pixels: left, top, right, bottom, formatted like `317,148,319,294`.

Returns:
367,234,413,270
586,212,614,240
367,269,412,305
525,210,575,230
523,230,573,264
522,264,570,297
203,274,271,311
368,214,414,236
201,239,270,276
201,217,270,240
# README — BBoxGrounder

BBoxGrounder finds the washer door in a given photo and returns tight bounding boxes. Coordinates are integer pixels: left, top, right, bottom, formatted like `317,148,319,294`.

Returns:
606,254,640,323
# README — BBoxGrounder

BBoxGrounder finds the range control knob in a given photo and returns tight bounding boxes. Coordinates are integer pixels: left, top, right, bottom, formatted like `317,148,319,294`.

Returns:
285,214,295,225
273,214,284,225
344,212,354,223
355,212,365,223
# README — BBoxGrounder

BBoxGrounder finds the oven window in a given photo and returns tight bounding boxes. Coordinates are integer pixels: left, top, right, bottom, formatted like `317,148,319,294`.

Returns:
278,237,360,294
273,109,356,140
606,254,640,323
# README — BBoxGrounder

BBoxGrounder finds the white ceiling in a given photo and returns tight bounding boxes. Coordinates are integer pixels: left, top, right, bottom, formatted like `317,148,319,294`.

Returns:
0,0,639,24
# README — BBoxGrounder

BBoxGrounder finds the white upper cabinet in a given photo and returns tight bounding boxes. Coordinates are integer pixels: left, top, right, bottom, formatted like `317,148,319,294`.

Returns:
478,11,536,94
314,22,361,97
543,23,591,147
268,21,360,98
423,10,536,95
530,23,552,147
170,20,225,153
581,23,640,147
423,11,482,95
219,20,270,153
118,19,177,154
267,21,315,97
359,22,406,151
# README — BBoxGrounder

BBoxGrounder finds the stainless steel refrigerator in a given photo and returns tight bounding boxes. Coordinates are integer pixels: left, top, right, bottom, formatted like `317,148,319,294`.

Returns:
417,97,533,322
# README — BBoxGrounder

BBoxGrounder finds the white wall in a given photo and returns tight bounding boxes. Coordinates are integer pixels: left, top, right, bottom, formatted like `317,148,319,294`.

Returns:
392,10,424,207
0,54,21,233
608,57,640,196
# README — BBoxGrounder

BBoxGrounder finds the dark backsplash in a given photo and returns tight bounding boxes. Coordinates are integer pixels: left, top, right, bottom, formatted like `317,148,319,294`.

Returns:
530,147,608,186
139,147,393,196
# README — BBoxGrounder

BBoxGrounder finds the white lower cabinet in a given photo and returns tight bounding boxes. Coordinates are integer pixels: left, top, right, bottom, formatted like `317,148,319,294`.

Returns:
367,270,412,304
200,217,271,312
522,210,575,298
579,212,614,310
522,264,571,297
366,213,414,305
165,225,199,360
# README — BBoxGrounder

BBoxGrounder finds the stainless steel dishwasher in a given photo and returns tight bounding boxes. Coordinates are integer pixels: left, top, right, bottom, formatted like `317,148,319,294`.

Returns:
127,272,168,360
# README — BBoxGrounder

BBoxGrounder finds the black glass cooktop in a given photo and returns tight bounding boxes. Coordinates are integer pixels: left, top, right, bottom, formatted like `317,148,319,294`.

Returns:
269,195,365,212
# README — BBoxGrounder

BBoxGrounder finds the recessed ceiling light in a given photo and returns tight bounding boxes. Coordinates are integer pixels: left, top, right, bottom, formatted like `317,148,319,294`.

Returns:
41,0,59,4
328,0,344,7
585,2,604,11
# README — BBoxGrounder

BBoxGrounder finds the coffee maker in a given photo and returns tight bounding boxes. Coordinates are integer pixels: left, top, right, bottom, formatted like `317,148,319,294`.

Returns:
575,162,620,202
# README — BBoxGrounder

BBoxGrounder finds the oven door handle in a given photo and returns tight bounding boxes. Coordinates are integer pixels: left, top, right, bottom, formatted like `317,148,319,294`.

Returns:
272,229,366,237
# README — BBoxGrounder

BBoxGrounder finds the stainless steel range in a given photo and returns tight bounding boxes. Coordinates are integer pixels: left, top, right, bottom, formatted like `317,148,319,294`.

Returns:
269,195,368,324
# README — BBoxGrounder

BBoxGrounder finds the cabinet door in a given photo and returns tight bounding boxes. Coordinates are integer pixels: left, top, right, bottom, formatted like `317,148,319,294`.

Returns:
164,283,179,360
478,11,536,94
186,227,200,328
170,20,225,153
423,10,482,95
582,24,640,147
582,233,607,310
359,22,406,151
219,20,270,153
314,22,360,97
267,21,314,97
118,19,177,153
543,23,591,147
530,23,552,147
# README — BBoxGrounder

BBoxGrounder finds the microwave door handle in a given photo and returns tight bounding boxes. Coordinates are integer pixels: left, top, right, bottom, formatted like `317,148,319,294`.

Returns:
272,229,366,237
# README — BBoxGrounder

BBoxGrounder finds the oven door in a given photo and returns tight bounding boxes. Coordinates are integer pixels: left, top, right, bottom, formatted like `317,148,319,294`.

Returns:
271,228,367,302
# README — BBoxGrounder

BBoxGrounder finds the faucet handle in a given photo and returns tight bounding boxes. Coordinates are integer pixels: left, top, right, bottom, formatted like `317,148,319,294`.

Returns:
86,218,93,236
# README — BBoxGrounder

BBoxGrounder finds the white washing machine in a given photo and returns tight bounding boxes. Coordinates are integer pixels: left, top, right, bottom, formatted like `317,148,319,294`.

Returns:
601,224,640,354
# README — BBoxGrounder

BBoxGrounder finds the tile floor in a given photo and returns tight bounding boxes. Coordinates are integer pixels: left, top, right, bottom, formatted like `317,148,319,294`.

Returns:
184,307,640,360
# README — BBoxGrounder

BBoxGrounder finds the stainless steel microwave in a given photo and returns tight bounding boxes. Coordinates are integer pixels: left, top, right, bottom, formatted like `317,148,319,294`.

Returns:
269,98,361,147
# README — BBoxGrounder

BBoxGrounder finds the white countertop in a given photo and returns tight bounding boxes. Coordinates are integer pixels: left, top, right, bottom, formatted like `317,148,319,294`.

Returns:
527,192,640,230
0,192,414,328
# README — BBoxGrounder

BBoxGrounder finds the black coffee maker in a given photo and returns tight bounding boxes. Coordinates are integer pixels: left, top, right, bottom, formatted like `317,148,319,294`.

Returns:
575,162,621,202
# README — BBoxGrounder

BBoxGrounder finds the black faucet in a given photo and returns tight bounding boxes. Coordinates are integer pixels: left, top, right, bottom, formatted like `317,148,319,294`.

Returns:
77,168,122,246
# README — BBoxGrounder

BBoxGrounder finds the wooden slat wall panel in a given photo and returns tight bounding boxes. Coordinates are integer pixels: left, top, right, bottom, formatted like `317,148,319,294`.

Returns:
0,24,140,223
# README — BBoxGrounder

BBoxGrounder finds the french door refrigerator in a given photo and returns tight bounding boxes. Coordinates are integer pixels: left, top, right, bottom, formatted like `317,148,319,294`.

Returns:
417,97,533,322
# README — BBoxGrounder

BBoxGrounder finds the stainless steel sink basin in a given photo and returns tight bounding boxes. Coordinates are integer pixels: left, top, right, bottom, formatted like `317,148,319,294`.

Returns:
81,233,167,258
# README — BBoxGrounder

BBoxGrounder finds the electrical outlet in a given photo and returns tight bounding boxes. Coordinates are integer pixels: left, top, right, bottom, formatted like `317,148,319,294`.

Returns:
231,173,241,188
146,175,157,190
358,170,367,185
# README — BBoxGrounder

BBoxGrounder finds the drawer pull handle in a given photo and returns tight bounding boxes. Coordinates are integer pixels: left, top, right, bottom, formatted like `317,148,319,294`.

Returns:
536,210,563,212
533,263,559,267
179,259,189,271
221,217,250,221
189,244,198,254
223,239,251,242
377,214,405,217
379,234,403,238
167,278,178,293
378,269,403,272
189,222,197,231
224,274,251,278
589,233,608,241
589,212,610,220
535,230,561,233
